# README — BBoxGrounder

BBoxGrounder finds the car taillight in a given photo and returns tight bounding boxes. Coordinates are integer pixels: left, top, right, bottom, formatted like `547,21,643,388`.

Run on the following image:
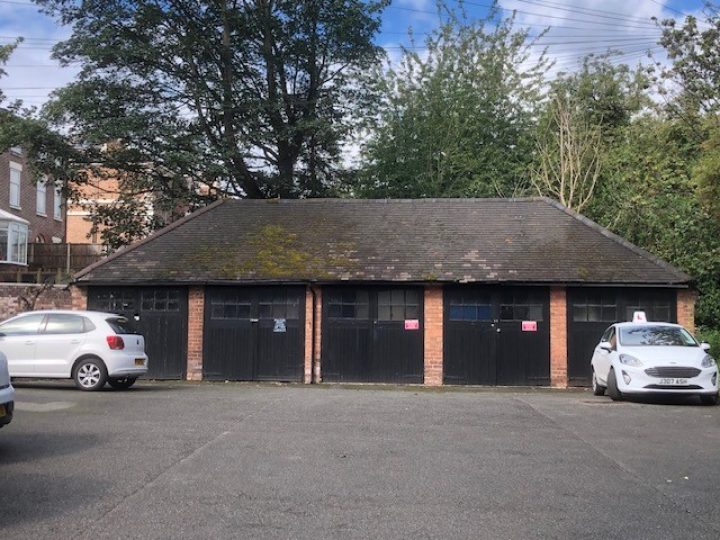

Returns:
107,335,125,350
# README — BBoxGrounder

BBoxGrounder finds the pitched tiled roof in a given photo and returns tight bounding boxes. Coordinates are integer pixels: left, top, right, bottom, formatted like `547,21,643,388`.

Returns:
74,198,690,285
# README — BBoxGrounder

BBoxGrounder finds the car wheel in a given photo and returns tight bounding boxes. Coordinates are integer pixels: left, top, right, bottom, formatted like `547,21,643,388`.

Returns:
606,368,622,401
592,370,606,396
700,393,719,406
73,358,108,391
107,377,137,390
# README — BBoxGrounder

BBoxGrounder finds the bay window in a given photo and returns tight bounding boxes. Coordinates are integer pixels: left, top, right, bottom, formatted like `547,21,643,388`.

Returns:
0,220,28,264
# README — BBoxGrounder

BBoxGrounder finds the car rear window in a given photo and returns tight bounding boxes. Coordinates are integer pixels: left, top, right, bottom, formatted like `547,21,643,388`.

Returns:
106,317,138,335
44,314,93,335
619,326,698,347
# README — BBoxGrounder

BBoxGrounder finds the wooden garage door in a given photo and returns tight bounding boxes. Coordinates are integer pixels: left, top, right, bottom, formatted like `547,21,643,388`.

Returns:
321,287,424,383
444,287,550,386
203,286,305,381
87,287,188,379
567,288,677,386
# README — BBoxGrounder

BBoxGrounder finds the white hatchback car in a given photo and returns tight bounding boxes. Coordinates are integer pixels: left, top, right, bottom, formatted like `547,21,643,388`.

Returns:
590,318,718,405
0,310,148,391
0,350,14,428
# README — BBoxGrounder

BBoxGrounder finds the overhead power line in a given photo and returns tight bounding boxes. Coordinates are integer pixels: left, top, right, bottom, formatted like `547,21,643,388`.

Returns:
647,0,686,17
462,0,661,30
511,0,665,26
0,0,37,6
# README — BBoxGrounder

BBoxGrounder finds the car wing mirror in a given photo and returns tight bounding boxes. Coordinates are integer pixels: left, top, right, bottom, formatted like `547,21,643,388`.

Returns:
701,342,711,352
599,341,612,352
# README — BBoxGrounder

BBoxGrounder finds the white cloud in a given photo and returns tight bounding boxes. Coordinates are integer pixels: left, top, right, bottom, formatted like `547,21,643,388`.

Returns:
497,0,704,76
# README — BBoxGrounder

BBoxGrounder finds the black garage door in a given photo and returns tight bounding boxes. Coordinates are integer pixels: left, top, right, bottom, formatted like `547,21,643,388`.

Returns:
87,287,188,379
444,287,550,386
203,286,305,381
567,288,677,386
322,287,424,383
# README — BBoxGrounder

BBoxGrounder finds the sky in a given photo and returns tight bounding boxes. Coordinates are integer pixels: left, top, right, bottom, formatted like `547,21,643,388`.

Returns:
0,0,710,109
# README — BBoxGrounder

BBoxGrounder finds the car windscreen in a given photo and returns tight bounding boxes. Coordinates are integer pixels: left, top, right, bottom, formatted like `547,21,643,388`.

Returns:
106,317,138,335
619,326,698,347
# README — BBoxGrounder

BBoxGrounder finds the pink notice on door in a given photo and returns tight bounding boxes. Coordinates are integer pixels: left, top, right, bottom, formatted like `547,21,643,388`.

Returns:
404,319,420,330
521,321,538,332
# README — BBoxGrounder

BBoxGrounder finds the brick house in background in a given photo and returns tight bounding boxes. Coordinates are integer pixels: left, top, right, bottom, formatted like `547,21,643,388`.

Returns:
66,172,120,244
0,147,65,267
66,169,185,245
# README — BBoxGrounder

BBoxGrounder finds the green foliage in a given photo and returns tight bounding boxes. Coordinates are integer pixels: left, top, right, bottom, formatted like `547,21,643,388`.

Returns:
693,125,720,220
658,5,720,118
9,0,387,246
587,116,720,327
355,6,550,198
696,327,720,356
545,55,651,136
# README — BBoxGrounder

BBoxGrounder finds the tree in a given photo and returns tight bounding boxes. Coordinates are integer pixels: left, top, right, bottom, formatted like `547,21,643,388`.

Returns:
14,0,386,246
531,96,602,212
356,6,550,198
589,116,720,328
549,54,650,136
0,42,16,105
657,2,720,122
657,4,720,224
693,124,720,220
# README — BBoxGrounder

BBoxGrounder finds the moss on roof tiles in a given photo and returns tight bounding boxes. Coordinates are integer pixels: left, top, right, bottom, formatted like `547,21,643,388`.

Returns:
75,198,691,285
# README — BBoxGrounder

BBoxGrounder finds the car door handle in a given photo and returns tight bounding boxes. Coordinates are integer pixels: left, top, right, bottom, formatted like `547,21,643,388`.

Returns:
70,339,81,344
24,340,34,345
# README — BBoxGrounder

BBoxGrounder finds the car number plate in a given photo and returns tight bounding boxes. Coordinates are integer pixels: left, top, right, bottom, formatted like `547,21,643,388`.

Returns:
659,378,688,386
0,404,5,417
135,358,144,366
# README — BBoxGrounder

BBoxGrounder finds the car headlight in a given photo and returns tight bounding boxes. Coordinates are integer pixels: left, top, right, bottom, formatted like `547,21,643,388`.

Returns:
619,354,643,367
701,355,716,368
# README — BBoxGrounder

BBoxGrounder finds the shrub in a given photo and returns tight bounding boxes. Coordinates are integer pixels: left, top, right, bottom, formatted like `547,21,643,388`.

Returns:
696,327,720,356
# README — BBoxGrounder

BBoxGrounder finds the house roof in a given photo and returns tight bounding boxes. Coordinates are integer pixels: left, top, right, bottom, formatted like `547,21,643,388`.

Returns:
0,208,29,225
74,198,691,286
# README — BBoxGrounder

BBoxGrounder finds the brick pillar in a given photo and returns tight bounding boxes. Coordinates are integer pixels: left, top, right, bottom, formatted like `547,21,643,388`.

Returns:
70,285,87,310
424,285,443,386
304,287,313,384
550,287,568,388
186,286,204,381
313,287,322,383
677,289,697,334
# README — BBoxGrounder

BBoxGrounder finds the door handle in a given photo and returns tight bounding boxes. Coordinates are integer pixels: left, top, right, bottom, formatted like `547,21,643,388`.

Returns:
70,339,81,344
24,340,34,345
250,318,259,323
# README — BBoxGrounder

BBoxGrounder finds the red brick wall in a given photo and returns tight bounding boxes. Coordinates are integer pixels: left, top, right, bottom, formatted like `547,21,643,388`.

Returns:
70,285,87,310
186,286,204,381
0,283,73,319
66,212,96,244
677,289,696,334
0,151,65,244
312,287,322,383
550,287,568,388
424,285,443,386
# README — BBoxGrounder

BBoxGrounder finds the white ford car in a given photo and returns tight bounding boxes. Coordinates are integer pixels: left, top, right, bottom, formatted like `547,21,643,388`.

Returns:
0,350,14,428
0,310,148,391
591,315,718,405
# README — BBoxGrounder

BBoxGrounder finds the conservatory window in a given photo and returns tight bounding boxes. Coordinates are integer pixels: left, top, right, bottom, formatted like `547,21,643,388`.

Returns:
0,221,28,264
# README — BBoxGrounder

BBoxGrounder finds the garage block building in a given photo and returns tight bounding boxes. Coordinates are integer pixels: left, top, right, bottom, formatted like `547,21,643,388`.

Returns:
71,198,693,387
